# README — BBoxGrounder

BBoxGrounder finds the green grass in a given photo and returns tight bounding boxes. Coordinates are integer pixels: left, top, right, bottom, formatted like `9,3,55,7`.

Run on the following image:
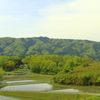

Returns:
5,73,52,83
77,94,100,100
0,91,100,100
0,91,76,100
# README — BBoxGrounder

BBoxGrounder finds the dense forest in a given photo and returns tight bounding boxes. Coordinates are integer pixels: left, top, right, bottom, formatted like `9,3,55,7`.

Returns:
0,37,100,60
0,55,100,86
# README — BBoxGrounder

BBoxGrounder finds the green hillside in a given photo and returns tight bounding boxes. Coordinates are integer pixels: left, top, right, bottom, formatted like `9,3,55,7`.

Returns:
53,62,100,86
0,37,100,60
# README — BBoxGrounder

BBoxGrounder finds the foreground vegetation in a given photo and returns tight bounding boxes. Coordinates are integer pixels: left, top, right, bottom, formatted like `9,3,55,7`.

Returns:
53,62,100,86
0,54,100,86
0,91,100,100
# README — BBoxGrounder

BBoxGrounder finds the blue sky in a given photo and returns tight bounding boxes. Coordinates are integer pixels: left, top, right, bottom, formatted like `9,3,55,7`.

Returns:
0,0,100,41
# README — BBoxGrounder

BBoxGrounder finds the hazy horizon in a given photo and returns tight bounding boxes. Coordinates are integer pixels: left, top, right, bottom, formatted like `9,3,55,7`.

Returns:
0,0,100,42
0,36,99,42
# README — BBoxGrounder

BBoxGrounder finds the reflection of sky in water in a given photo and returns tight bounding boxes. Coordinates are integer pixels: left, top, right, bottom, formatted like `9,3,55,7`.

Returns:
1,80,81,93
50,89,81,93
1,83,52,92
6,80,36,84
0,95,19,100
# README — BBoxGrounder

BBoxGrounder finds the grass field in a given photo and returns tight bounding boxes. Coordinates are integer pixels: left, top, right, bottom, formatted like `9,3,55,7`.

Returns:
5,73,52,83
0,91,100,100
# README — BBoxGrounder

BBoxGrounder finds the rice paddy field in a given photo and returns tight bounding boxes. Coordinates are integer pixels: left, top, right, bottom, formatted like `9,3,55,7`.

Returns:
0,73,100,100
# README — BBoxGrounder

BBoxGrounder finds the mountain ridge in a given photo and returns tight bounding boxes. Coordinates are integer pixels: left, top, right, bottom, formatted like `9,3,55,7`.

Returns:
0,37,100,60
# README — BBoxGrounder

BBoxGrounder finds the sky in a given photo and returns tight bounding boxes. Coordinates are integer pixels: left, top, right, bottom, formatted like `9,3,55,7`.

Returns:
0,0,100,41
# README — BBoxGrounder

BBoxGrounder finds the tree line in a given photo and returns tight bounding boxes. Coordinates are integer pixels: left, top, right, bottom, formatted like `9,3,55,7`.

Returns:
1,54,100,86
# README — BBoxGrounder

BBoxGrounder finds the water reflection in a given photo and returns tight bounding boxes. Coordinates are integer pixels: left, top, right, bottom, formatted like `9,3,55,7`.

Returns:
1,83,52,92
1,80,81,93
50,89,81,93
6,80,36,84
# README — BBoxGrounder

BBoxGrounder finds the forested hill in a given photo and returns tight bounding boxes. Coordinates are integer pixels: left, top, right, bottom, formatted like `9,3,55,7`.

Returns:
0,37,100,60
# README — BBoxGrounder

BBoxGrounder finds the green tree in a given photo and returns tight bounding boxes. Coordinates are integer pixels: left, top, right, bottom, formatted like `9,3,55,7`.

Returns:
3,60,15,71
63,59,75,73
0,67,4,79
